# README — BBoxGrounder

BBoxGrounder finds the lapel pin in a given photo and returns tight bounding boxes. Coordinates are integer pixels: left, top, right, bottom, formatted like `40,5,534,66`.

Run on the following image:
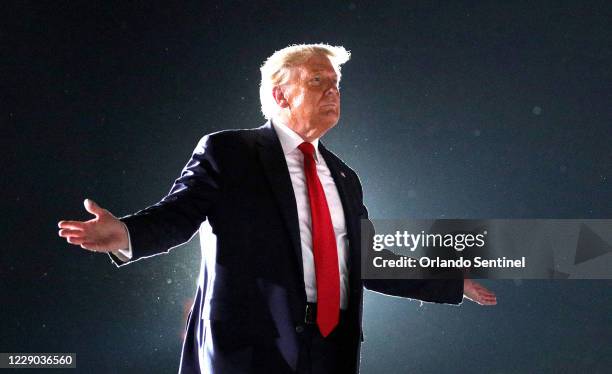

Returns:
340,171,346,178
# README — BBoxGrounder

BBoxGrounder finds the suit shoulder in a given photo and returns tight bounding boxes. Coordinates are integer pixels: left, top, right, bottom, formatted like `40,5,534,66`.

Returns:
194,127,260,153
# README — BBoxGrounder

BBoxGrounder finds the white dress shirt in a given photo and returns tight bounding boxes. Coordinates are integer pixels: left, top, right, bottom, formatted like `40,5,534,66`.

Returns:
114,120,350,309
272,120,349,309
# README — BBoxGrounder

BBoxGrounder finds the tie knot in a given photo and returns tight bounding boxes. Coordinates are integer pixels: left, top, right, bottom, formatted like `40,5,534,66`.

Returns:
298,142,316,158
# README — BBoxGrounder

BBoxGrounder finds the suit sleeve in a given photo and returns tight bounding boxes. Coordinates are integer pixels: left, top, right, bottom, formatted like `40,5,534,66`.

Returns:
355,175,464,305
109,134,223,267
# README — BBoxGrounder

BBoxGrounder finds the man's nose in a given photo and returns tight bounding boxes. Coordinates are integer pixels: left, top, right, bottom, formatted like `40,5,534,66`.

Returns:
325,84,339,96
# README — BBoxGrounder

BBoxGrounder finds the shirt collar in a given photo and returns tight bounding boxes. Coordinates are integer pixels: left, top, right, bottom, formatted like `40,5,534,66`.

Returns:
272,119,321,162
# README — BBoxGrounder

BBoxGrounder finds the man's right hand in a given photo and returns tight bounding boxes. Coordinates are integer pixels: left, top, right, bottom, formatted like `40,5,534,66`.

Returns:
58,199,129,252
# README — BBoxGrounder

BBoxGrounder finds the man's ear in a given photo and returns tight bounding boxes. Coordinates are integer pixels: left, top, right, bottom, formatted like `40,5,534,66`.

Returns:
272,86,290,109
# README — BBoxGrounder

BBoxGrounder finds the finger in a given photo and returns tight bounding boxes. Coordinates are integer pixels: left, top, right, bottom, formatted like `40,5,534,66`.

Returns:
474,294,493,304
479,290,495,298
84,199,104,218
58,221,86,230
80,242,107,252
67,236,86,245
58,229,84,238
80,243,97,251
477,289,496,299
476,286,495,297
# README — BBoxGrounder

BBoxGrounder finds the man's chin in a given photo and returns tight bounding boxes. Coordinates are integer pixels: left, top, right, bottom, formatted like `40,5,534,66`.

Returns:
321,111,340,123
323,116,340,129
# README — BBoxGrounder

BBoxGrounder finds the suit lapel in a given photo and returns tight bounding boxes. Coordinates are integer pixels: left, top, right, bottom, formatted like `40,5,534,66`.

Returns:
319,143,357,222
256,122,305,285
319,144,361,285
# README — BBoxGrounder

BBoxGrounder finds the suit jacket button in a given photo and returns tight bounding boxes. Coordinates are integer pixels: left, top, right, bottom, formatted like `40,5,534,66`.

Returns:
295,325,304,333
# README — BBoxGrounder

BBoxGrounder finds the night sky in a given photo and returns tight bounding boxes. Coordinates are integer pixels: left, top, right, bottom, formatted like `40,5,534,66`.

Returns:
3,1,611,373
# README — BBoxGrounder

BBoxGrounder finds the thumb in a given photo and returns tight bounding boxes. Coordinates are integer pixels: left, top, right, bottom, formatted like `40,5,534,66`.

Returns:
84,198,104,217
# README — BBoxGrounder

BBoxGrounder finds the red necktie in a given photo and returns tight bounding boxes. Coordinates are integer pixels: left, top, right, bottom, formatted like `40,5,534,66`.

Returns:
298,142,340,337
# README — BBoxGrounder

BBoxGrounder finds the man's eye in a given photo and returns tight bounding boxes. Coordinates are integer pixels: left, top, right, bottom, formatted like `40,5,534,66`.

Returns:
311,76,321,83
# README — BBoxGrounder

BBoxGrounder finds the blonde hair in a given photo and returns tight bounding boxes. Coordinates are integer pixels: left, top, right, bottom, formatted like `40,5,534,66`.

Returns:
259,43,351,120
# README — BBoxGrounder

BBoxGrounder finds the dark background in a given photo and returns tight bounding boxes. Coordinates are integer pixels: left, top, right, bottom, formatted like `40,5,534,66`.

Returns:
2,1,611,373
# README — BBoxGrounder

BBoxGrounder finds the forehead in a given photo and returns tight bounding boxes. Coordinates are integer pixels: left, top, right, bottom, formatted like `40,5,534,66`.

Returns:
297,54,338,76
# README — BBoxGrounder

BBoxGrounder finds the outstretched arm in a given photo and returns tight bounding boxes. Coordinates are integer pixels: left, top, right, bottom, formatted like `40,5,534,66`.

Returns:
355,178,497,306
58,134,223,263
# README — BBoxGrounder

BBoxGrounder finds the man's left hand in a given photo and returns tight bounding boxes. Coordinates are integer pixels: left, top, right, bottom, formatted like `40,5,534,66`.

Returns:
463,279,497,305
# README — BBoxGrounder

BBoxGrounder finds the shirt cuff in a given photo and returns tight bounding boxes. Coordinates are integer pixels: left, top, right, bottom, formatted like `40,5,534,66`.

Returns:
111,222,133,262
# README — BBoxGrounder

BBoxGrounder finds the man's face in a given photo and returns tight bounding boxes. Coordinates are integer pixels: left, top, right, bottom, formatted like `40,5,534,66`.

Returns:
281,54,341,139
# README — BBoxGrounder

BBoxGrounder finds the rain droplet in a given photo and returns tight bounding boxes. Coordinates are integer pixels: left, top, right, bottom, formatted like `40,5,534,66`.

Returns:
532,106,542,115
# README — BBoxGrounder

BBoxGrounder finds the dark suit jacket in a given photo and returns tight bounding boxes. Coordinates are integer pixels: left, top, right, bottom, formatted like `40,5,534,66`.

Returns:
110,121,464,373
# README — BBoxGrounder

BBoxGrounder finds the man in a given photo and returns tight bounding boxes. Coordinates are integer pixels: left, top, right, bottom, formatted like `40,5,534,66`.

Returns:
58,44,496,373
